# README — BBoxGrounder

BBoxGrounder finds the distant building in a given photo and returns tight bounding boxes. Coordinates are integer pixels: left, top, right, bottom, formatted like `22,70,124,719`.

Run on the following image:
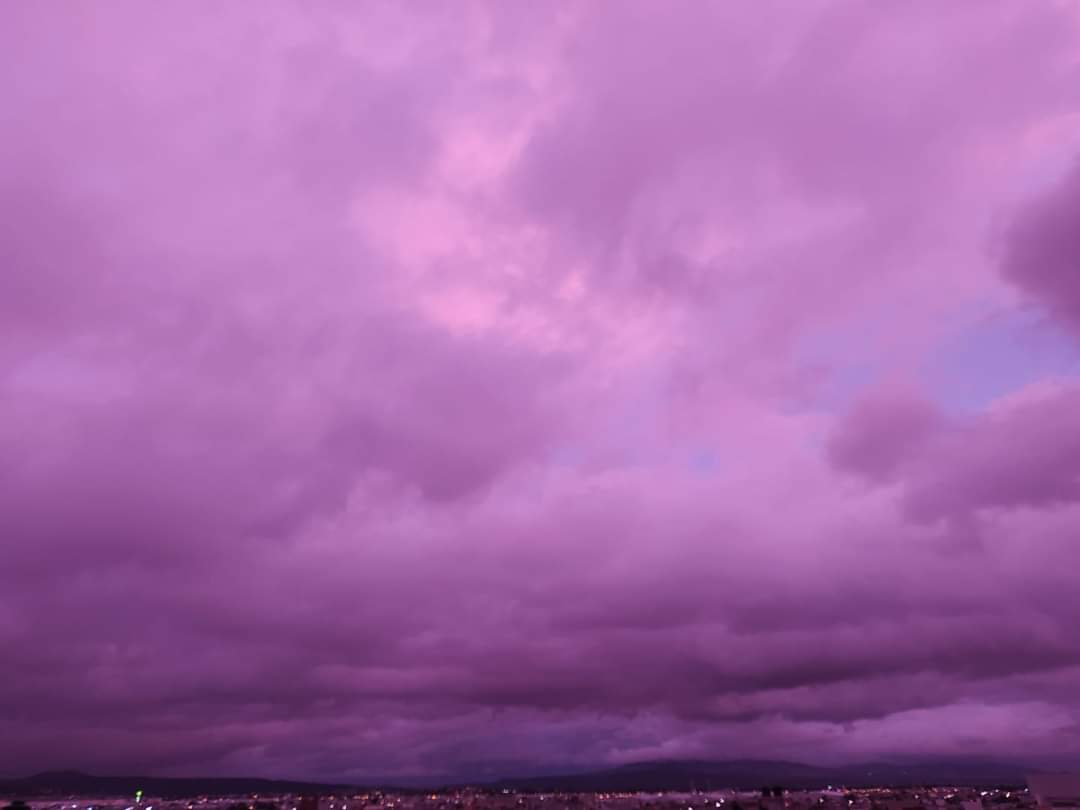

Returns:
1027,775,1080,810
299,796,320,810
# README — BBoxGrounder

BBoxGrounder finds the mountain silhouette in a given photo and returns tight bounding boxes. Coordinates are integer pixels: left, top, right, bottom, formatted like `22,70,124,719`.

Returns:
0,759,1034,797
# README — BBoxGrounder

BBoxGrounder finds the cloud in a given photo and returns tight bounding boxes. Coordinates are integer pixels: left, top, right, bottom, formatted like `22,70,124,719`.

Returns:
829,382,1080,530
3,0,1080,783
827,387,945,482
1002,160,1080,333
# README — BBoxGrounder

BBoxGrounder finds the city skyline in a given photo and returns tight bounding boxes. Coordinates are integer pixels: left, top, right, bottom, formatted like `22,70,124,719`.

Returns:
4,0,1080,784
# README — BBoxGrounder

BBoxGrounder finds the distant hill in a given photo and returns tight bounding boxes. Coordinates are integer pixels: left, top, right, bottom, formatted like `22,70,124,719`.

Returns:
487,759,1033,792
0,759,1035,798
0,771,359,798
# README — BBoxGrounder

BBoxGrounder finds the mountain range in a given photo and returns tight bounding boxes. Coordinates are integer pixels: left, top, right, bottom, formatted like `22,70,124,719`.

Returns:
0,760,1039,798
489,759,1034,792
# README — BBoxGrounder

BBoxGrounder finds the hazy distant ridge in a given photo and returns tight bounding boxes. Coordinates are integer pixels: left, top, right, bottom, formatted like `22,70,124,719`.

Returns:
0,760,1033,797
489,759,1031,792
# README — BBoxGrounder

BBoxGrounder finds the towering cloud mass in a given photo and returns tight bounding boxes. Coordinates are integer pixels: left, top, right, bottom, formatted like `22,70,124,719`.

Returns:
3,0,1080,784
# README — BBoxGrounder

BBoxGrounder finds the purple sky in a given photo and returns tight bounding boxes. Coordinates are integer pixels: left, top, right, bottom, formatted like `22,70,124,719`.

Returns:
4,0,1080,785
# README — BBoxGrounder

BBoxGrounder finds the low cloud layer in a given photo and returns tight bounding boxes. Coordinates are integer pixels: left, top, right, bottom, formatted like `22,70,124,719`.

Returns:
4,0,1080,784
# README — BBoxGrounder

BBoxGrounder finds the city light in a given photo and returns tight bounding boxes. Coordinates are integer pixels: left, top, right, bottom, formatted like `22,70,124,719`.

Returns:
8,780,1052,810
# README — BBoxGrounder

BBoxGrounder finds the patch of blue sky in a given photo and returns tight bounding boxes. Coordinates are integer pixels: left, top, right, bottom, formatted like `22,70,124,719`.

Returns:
921,307,1080,414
